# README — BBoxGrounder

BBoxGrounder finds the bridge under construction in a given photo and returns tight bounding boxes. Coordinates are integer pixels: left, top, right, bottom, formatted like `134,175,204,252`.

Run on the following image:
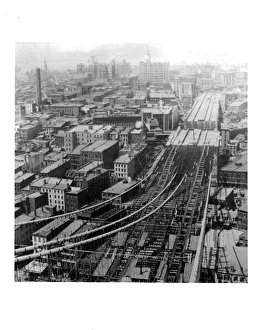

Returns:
15,132,218,282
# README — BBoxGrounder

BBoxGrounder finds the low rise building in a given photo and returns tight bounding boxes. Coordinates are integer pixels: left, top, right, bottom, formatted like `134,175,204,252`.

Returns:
237,202,247,230
40,178,73,211
130,128,145,144
49,103,83,116
32,218,71,248
72,163,110,202
65,187,88,213
141,103,178,131
114,144,148,179
119,128,132,145
64,124,113,152
17,123,42,141
44,120,68,138
102,180,139,206
80,140,119,169
15,173,35,195
23,191,48,214
226,140,239,156
68,145,86,170
202,228,247,283
39,159,70,178
93,113,141,127
228,99,247,113
219,154,247,188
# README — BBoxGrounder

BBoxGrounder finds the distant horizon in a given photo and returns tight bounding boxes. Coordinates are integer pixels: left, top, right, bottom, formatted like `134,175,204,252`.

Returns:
15,42,247,71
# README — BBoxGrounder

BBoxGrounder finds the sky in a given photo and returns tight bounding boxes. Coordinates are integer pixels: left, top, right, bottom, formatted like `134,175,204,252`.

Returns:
12,0,250,69
2,1,263,330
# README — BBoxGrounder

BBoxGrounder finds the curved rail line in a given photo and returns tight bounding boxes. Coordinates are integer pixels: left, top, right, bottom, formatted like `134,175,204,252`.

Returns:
15,147,168,226
15,168,179,255
15,174,186,263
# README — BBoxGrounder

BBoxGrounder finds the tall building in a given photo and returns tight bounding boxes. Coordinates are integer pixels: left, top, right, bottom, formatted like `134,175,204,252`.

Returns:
36,68,42,108
138,55,170,84
178,81,196,109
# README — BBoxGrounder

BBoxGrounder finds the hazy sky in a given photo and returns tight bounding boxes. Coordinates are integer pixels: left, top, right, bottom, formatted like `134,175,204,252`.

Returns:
13,0,249,70
15,42,247,71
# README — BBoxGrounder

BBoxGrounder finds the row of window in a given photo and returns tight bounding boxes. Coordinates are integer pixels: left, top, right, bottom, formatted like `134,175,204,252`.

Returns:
115,163,127,167
218,274,246,282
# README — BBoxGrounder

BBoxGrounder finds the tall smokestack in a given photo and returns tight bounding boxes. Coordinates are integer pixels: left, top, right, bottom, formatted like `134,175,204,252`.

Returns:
36,68,42,110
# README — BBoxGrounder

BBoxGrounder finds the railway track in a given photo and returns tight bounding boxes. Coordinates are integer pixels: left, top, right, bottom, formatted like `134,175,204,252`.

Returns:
15,142,216,283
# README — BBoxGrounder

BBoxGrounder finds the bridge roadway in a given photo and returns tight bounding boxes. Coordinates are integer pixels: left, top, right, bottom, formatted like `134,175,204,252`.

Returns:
80,144,215,282
15,143,215,282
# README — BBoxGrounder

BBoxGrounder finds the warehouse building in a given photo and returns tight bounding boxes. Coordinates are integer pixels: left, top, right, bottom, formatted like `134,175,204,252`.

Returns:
80,140,119,169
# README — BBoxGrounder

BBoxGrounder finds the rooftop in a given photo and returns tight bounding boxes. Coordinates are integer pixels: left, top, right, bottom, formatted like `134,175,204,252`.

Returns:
221,154,247,173
71,145,87,155
50,103,82,108
32,218,70,238
103,180,136,195
15,214,34,226
52,220,86,240
239,202,247,213
141,106,172,115
82,140,118,153
228,99,247,107
40,159,69,174
68,124,104,133
15,172,35,184
27,191,43,199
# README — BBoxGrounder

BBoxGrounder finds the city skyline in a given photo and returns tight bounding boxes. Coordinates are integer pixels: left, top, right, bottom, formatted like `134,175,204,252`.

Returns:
15,42,248,72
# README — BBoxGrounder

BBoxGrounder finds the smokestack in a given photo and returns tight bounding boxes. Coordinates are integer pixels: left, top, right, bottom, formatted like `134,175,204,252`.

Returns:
36,68,42,109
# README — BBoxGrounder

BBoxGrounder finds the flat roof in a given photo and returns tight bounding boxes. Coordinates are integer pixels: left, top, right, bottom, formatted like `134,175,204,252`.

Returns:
82,140,117,153
131,129,143,134
77,161,102,172
221,154,247,173
130,266,151,280
111,232,129,247
33,218,70,238
66,186,83,195
15,160,25,169
15,214,34,225
239,202,247,213
93,257,114,277
68,124,103,133
50,103,82,108
25,261,48,274
103,181,136,195
40,159,69,174
228,99,247,107
114,154,133,164
41,178,72,190
54,179,73,190
31,177,54,188
15,172,35,184
149,92,175,98
71,145,87,155
95,125,113,134
27,191,43,199
52,220,86,240
141,107,172,115
45,120,68,128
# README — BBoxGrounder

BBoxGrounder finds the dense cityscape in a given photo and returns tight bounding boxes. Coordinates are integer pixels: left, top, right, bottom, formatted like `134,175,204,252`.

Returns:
14,46,248,283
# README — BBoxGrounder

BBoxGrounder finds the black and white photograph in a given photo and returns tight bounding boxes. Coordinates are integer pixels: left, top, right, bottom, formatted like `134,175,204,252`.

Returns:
14,40,248,284
2,0,261,329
